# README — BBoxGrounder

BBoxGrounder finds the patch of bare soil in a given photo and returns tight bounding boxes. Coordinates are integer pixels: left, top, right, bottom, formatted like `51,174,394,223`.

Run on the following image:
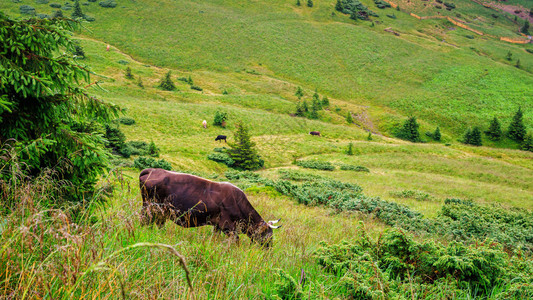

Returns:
489,2,533,25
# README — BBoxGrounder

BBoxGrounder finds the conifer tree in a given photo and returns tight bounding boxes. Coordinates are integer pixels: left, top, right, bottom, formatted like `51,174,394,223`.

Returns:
322,96,329,107
295,102,305,116
433,126,441,141
228,122,264,170
187,75,193,85
296,0,301,6
485,117,502,141
52,10,63,18
72,0,84,19
312,93,321,111
125,67,133,79
137,76,144,88
302,99,309,112
522,132,533,152
506,51,513,61
367,131,373,141
396,116,420,142
516,59,521,69
508,107,526,142
335,0,344,11
470,127,482,146
346,142,354,155
521,20,530,35
295,86,304,99
158,71,176,91
346,112,354,124
350,9,358,20
307,0,313,7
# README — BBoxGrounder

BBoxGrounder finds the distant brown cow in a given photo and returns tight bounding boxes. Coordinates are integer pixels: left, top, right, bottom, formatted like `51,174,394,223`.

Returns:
139,168,280,247
309,131,321,136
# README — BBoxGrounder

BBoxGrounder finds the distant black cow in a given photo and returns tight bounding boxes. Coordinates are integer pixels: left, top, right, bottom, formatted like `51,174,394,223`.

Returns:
215,135,227,142
309,131,321,136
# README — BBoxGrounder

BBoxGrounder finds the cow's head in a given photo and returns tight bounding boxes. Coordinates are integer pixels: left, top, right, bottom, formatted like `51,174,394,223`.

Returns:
251,219,281,248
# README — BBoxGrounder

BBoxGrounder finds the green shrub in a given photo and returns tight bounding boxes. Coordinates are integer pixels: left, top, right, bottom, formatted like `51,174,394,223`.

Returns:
339,164,369,172
207,152,234,167
125,141,148,156
395,116,421,142
295,160,335,171
158,71,176,91
117,117,135,125
104,124,125,152
20,5,36,15
37,14,50,19
389,189,433,201
522,132,533,152
228,122,264,170
346,143,354,155
213,111,228,127
508,107,526,142
98,0,116,8
133,156,172,170
190,85,203,91
125,67,133,79
463,127,482,146
148,141,160,157
224,170,261,181
117,60,129,65
49,3,61,8
36,0,49,4
273,269,304,300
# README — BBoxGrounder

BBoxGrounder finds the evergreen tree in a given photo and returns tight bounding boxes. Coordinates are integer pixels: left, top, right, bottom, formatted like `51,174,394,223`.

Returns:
485,117,502,141
516,59,521,69
521,20,530,35
309,103,319,119
312,93,322,111
307,0,313,7
187,75,193,85
367,131,373,141
72,0,84,19
346,112,354,124
322,96,329,107
335,0,344,12
295,86,304,99
350,9,358,20
433,126,441,141
125,67,133,79
463,127,482,146
296,0,301,6
522,132,533,152
396,116,421,142
463,128,473,145
295,102,305,116
73,45,85,59
346,142,354,155
508,107,527,142
302,100,309,112
506,51,513,61
158,71,176,91
228,122,264,170
137,76,144,88
0,13,118,203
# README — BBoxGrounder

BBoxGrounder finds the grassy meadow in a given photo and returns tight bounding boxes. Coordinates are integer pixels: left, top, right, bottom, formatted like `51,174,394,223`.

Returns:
1,0,533,298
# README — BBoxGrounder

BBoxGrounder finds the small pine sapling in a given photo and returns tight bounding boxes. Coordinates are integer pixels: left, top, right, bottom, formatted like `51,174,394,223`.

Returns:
296,0,301,6
508,107,526,142
322,96,329,107
125,67,133,79
346,112,354,124
72,0,84,18
346,143,354,155
485,117,502,141
158,71,176,91
137,76,144,88
295,86,304,99
367,132,373,141
522,132,533,152
433,126,441,141
335,0,343,11
307,0,313,7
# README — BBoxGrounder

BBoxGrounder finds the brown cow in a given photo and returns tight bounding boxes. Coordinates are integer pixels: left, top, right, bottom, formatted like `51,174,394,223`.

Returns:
139,168,280,247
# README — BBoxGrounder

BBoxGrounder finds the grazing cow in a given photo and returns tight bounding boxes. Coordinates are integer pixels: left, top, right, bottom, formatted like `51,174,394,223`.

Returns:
309,131,321,136
215,135,227,142
202,120,207,129
139,168,281,247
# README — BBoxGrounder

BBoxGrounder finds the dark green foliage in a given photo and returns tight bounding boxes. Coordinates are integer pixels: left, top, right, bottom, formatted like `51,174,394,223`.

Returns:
273,269,304,300
222,89,229,95
374,0,391,9
390,189,433,201
367,131,372,140
72,0,84,19
35,0,49,4
117,60,129,65
346,142,354,155
295,86,304,99
207,152,235,167
133,156,172,171
117,117,135,125
522,132,533,152
148,141,159,157
190,85,203,91
335,0,343,11
0,13,118,204
296,0,301,6
20,5,36,15
37,14,50,19
137,76,144,88
521,20,530,35
72,45,85,59
346,112,354,124
295,160,335,171
98,0,116,8
224,170,261,181
158,71,176,91
434,126,441,141
386,14,396,19
52,9,63,18
125,67,133,79
213,111,228,127
302,100,309,112
395,116,421,142
506,51,513,61
340,0,378,20
49,3,61,8
508,107,526,142
295,101,305,117
307,0,313,7
485,117,502,141
321,96,329,107
463,127,482,146
104,124,126,152
228,122,264,170
339,164,369,172
187,75,193,85
516,59,521,68
443,2,456,9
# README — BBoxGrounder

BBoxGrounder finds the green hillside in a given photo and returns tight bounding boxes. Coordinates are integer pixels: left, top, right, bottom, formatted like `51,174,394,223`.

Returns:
1,0,533,298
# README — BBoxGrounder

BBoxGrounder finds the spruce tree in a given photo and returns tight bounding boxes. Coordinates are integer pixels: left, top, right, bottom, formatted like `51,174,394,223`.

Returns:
508,107,526,142
463,128,473,145
295,102,305,116
312,93,321,111
187,75,193,85
335,0,344,12
485,117,502,141
470,127,482,146
228,122,264,170
295,86,304,99
346,112,354,124
516,59,521,69
506,51,512,61
309,103,319,119
521,20,530,35
522,132,533,152
307,0,313,7
367,131,373,141
350,9,358,20
322,96,329,107
158,71,176,91
433,126,441,141
72,0,84,19
302,99,309,112
397,116,421,142
52,10,63,18
296,0,301,6
346,142,354,155
125,67,133,79
137,76,144,88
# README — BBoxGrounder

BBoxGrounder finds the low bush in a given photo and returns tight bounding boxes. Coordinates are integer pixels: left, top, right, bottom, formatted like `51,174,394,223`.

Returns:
117,117,135,125
207,152,234,167
444,2,456,9
99,0,117,8
389,189,434,201
20,5,36,15
35,0,49,4
295,160,335,171
133,156,172,170
49,3,61,8
190,85,203,91
339,164,369,172
213,111,227,127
